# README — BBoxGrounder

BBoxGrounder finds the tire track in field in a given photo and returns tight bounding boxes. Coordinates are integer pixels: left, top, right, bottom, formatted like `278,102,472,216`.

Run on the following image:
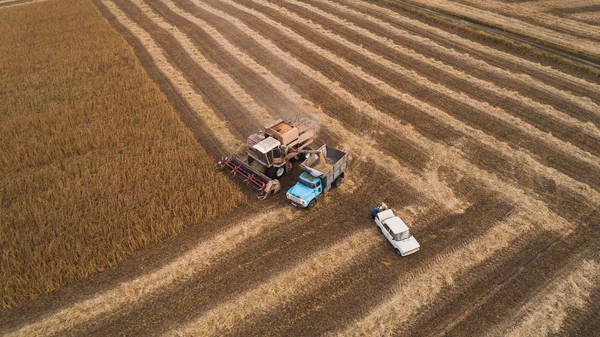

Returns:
314,0,600,128
165,228,382,337
400,0,600,59
206,0,600,225
242,0,600,190
402,229,559,337
455,0,600,43
73,168,424,336
134,0,309,123
485,258,600,337
171,0,432,173
523,1,600,12
91,0,243,154
153,0,468,211
225,196,517,336
340,0,600,107
0,0,47,8
2,204,293,337
127,0,275,128
296,0,600,141
111,0,264,144
333,211,538,336
552,278,600,337
180,0,592,232
435,226,598,337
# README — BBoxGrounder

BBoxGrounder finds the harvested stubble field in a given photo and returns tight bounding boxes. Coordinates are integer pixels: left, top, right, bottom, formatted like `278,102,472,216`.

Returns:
1,0,600,336
401,0,600,64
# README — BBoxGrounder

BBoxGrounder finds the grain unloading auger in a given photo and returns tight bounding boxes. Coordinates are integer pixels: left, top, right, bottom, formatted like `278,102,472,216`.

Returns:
217,119,317,199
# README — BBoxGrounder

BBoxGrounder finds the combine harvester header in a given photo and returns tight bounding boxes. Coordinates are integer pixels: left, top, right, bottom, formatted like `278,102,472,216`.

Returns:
217,154,281,199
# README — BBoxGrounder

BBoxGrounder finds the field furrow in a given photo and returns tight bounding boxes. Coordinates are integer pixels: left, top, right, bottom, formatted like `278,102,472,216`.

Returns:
486,257,600,337
5,0,600,335
304,0,600,134
205,0,600,225
338,210,538,336
339,0,600,106
112,0,265,144
276,0,600,159
70,172,416,336
225,196,517,336
454,0,600,43
568,12,600,24
236,0,600,191
437,226,599,336
400,0,600,59
553,282,600,337
530,1,600,12
0,0,46,8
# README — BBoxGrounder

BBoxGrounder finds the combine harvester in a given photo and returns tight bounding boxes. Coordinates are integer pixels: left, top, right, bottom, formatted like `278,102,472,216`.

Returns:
217,119,317,199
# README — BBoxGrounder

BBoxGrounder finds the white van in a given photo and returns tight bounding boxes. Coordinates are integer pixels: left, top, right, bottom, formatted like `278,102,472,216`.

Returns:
373,209,420,256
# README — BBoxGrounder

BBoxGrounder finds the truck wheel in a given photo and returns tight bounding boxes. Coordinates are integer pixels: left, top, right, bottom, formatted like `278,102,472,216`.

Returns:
307,200,316,210
395,248,402,256
333,176,343,188
247,156,254,165
377,226,383,234
267,165,286,179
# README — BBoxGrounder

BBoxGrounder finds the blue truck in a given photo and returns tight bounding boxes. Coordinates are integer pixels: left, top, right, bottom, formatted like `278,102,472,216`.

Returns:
286,145,349,209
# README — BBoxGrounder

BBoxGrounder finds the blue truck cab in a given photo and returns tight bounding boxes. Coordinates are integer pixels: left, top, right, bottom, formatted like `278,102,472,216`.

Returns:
286,146,349,209
286,172,324,208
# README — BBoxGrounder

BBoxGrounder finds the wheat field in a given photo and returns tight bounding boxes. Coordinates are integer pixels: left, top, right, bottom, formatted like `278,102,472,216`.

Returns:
0,0,245,310
2,0,600,335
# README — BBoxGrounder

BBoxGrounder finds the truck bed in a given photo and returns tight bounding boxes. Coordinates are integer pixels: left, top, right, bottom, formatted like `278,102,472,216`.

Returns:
301,146,348,186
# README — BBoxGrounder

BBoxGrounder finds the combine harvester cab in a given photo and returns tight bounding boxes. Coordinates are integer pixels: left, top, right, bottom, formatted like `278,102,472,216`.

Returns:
217,119,315,199
286,145,349,209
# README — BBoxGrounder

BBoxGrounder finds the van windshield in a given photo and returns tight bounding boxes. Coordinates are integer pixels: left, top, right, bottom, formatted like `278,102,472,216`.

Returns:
394,230,411,241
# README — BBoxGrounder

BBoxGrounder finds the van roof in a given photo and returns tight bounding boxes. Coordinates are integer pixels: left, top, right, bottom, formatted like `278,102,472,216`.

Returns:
384,217,409,234
377,210,409,234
